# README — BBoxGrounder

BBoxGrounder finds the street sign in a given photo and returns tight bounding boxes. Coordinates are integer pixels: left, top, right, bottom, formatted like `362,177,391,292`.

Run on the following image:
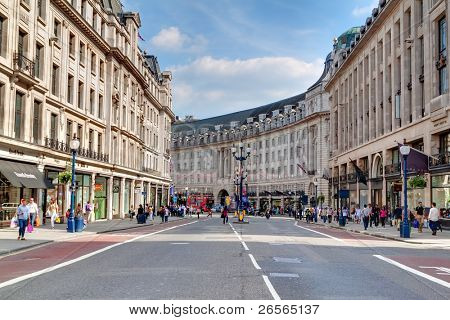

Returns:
339,190,350,198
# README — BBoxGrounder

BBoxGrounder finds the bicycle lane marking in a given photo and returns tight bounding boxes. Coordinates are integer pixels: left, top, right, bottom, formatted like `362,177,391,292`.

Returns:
0,220,198,289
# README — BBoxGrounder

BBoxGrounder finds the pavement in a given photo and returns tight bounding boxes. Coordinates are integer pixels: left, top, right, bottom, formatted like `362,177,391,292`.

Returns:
0,215,448,299
308,217,450,247
0,216,186,256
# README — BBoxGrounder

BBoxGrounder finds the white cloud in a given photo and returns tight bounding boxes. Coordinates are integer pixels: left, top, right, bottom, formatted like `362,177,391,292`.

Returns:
151,27,207,53
352,0,378,17
170,56,324,119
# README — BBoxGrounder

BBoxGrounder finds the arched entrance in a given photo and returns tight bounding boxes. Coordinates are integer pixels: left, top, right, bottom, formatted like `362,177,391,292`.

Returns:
371,153,383,206
217,189,229,206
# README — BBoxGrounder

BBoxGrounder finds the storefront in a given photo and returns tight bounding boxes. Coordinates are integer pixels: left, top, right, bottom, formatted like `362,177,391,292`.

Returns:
0,159,51,228
386,180,402,213
94,176,108,220
432,174,450,216
75,174,92,212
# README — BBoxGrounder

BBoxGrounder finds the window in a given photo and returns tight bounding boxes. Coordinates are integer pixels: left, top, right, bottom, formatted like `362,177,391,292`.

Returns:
37,0,46,19
66,120,72,146
67,75,74,104
32,100,41,143
98,95,103,119
93,12,98,30
81,0,86,18
122,106,127,127
69,32,75,56
101,20,106,38
78,81,84,109
0,16,6,57
114,67,119,87
79,42,85,65
77,124,83,146
51,64,59,95
18,31,26,56
0,83,4,133
438,17,448,95
35,43,43,79
131,111,135,131
89,89,95,114
97,133,102,153
91,52,96,74
50,113,57,140
99,60,105,80
88,129,94,150
53,19,61,39
14,92,24,139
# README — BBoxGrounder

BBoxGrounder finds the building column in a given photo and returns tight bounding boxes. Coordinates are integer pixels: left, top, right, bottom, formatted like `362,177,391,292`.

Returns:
130,179,135,210
167,186,171,206
120,177,125,219
154,184,159,209
107,177,113,220
90,173,96,222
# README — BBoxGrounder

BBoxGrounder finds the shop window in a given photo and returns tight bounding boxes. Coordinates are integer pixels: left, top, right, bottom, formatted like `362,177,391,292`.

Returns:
14,92,24,140
53,19,61,40
439,132,450,155
98,94,103,119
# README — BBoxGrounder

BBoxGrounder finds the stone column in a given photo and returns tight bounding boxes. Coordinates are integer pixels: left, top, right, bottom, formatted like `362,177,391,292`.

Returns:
107,177,113,220
130,179,135,211
154,184,159,209
90,173,96,222
120,177,125,219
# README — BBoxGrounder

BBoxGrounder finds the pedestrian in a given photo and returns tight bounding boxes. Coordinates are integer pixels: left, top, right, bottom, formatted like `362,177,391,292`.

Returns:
137,204,145,224
145,205,150,220
182,204,186,218
75,203,82,217
362,204,370,230
197,207,200,219
222,206,229,224
164,206,169,223
342,207,349,224
368,204,374,227
380,206,387,228
355,206,361,224
373,205,380,227
47,198,59,229
415,201,424,232
429,202,440,236
129,205,135,221
149,206,154,221
16,199,29,240
160,207,165,223
327,207,333,223
27,197,39,227
85,200,93,223
394,206,403,230
207,208,212,218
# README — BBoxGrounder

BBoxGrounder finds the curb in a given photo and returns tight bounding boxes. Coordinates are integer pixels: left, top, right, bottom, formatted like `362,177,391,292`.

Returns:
0,240,54,257
311,222,440,245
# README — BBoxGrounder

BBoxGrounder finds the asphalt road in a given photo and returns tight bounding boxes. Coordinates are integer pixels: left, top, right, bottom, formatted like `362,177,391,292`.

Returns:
0,216,449,299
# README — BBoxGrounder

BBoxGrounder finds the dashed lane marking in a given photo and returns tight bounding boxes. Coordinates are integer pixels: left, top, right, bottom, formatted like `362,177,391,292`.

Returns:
273,257,302,264
248,254,261,270
269,273,299,278
241,241,249,251
262,275,281,300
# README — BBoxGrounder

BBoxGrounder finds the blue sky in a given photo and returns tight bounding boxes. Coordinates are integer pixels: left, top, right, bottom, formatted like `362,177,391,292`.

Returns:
122,0,378,119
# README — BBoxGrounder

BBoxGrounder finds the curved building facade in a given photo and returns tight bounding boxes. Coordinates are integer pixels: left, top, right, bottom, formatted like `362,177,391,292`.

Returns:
171,54,333,210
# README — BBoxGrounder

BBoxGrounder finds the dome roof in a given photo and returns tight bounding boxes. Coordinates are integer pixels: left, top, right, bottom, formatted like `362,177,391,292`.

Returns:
336,27,361,50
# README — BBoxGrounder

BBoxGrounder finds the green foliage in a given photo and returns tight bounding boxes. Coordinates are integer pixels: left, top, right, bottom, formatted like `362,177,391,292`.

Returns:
408,175,426,189
58,171,72,184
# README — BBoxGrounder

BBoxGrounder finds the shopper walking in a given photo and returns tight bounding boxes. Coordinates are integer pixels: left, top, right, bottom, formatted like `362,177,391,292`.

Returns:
355,206,361,224
222,206,229,224
85,201,93,223
415,201,425,233
16,199,29,240
362,204,370,230
48,198,59,229
380,206,387,228
164,206,169,223
149,206,154,221
394,206,403,230
429,202,440,236
27,197,39,227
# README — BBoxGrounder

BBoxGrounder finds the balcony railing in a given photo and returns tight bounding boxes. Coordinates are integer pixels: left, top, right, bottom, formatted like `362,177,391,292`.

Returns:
45,138,109,163
429,153,450,168
385,163,401,175
13,53,35,78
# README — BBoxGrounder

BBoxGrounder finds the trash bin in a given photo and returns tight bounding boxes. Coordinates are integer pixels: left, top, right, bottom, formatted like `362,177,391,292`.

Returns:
75,217,84,232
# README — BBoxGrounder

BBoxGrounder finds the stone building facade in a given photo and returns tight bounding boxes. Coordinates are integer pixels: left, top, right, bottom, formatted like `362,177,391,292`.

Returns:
0,0,174,227
327,0,450,221
171,54,333,211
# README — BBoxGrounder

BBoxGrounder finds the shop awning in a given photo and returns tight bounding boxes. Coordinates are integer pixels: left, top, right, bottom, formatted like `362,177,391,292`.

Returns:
0,160,52,189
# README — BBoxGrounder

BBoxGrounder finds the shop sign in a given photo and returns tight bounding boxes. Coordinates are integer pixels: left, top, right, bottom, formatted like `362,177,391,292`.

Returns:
9,148,24,156
94,184,103,191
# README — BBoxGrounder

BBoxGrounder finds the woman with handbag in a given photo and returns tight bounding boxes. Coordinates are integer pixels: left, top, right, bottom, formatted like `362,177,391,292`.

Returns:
48,198,59,229
222,206,229,224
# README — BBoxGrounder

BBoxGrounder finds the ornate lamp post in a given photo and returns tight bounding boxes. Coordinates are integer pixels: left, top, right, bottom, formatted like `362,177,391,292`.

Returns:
68,134,80,233
231,142,251,222
399,145,411,238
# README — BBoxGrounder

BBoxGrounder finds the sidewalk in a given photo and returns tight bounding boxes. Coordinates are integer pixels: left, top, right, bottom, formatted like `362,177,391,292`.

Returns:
310,218,450,247
0,216,187,256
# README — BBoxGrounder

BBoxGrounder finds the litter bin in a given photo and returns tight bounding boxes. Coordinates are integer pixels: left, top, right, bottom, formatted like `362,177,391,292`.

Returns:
75,217,84,232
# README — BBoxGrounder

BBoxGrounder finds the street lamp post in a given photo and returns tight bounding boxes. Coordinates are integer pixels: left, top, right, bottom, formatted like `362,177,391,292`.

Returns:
68,134,80,233
313,180,318,223
399,145,411,238
185,187,188,206
231,142,251,222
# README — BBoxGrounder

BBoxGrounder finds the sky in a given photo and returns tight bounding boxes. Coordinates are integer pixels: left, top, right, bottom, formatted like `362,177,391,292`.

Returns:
121,0,379,119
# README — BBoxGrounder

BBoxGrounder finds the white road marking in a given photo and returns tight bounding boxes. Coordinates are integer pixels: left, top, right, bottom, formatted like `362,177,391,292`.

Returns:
0,221,199,289
248,253,261,270
269,243,286,246
233,230,242,241
269,273,299,278
241,241,249,251
171,242,190,245
294,221,344,242
262,275,281,300
273,257,302,264
374,255,450,289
